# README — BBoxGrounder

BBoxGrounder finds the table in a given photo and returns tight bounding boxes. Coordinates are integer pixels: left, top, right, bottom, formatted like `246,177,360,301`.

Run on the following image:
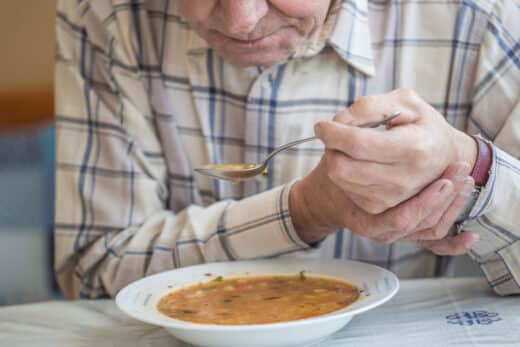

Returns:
1,278,519,346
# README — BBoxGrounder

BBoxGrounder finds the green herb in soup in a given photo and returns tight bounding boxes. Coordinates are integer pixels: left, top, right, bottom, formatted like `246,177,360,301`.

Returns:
157,275,360,325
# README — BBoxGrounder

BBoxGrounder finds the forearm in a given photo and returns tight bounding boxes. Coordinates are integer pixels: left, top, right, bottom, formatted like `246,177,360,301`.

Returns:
55,184,311,298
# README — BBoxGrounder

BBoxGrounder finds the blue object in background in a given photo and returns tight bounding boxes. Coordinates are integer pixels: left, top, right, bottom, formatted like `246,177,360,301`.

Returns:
0,126,54,225
0,124,57,305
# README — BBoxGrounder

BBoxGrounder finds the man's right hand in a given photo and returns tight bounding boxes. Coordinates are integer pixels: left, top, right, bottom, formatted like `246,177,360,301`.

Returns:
289,160,479,255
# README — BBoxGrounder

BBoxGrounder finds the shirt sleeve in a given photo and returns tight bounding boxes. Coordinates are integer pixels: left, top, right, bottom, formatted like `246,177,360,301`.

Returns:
460,0,520,296
54,1,309,299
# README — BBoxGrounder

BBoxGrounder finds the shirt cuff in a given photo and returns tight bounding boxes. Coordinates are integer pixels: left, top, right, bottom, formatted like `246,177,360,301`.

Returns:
474,240,520,296
219,182,311,260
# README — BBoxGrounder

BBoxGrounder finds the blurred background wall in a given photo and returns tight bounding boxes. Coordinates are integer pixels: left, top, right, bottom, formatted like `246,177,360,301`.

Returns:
0,0,57,304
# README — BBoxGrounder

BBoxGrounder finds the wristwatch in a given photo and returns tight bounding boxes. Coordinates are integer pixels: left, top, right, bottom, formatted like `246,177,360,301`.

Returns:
455,135,493,223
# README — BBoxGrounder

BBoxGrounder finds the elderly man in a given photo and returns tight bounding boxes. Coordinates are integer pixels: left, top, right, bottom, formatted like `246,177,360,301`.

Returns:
55,0,519,298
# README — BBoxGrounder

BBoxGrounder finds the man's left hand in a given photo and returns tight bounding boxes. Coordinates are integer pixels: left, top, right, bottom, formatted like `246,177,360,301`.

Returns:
314,88,478,215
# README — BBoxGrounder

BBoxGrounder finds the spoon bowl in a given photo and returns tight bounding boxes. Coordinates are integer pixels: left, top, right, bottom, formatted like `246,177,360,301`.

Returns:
194,164,264,181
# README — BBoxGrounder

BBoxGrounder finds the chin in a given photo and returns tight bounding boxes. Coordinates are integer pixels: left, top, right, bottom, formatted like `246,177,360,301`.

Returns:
206,29,304,68
217,50,293,68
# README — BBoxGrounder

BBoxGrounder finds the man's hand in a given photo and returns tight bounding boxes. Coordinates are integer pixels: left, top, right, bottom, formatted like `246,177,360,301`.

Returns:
313,88,478,214
290,157,479,256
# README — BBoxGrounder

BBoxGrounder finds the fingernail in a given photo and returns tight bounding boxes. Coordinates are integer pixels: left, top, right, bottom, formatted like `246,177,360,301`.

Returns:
460,177,475,197
436,180,453,198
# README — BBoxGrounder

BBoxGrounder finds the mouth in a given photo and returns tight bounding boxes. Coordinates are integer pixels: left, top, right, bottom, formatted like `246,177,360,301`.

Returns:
224,34,273,47
213,29,281,48
227,36,269,45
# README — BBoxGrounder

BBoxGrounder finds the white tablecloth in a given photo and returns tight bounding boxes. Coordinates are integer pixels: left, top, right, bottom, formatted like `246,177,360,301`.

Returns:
1,277,519,346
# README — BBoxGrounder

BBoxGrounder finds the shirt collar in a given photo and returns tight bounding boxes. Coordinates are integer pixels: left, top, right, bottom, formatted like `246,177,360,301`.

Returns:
187,0,375,77
327,0,375,76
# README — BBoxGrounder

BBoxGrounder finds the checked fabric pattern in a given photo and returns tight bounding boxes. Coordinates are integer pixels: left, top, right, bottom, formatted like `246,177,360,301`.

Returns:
54,0,520,298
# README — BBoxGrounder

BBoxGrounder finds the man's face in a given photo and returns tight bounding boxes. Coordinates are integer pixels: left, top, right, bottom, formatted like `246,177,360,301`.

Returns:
179,0,333,67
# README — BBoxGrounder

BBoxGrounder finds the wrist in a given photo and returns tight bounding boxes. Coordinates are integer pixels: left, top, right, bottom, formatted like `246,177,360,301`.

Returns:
454,130,478,170
289,176,338,245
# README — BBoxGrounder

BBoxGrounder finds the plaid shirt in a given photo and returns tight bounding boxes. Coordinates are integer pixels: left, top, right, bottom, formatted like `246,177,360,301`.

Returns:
55,0,520,298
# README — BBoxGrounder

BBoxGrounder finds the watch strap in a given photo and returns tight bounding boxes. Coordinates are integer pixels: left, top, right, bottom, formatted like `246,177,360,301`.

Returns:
470,135,492,186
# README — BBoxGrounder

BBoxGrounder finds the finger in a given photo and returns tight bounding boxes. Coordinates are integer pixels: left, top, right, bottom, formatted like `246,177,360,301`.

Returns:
407,177,474,240
420,231,479,256
384,89,439,128
334,107,400,128
315,120,405,163
376,178,454,241
346,89,427,126
413,193,457,232
413,162,472,231
348,93,403,124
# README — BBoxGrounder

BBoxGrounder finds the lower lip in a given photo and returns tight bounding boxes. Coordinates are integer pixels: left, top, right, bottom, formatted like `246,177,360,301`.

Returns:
219,32,278,48
229,36,268,45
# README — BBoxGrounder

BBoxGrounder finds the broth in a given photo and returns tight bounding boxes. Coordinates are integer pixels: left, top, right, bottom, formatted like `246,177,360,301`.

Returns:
157,274,360,325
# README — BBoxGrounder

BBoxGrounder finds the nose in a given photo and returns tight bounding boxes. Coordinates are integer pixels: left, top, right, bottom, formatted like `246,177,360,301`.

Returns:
219,0,269,37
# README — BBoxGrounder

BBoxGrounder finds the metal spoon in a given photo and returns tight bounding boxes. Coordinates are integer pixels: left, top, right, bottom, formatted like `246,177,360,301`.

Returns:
194,111,401,182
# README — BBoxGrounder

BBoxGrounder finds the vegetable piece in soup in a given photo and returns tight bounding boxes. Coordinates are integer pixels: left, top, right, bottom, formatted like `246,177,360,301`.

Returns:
157,274,360,325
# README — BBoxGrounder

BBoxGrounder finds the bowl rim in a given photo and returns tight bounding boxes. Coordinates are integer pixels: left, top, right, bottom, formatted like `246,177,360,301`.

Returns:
116,259,399,331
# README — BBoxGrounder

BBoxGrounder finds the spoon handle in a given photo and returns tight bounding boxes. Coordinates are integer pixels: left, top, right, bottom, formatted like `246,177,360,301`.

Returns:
262,112,400,165
263,136,318,164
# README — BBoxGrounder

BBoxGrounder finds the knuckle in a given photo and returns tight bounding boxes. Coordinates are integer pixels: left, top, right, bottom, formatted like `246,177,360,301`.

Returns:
332,110,349,123
352,96,376,114
396,87,418,101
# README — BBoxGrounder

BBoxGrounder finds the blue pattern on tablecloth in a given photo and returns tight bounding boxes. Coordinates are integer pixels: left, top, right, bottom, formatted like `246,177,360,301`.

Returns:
446,311,502,326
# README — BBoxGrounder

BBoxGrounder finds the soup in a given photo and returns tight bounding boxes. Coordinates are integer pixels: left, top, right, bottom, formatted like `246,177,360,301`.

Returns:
157,273,360,325
201,164,258,171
